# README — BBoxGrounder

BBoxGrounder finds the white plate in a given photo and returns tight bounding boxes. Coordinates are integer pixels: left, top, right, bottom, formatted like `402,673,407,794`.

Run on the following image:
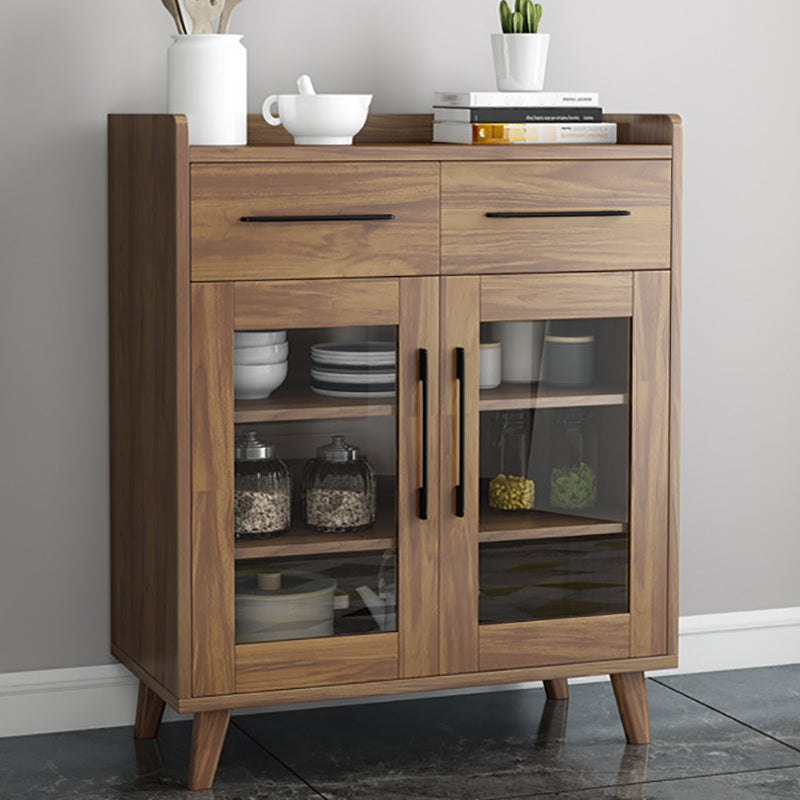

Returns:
311,386,396,399
311,368,395,384
310,341,395,366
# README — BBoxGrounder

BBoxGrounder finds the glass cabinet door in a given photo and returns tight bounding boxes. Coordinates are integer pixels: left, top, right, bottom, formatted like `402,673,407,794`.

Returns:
190,277,439,696
439,272,670,676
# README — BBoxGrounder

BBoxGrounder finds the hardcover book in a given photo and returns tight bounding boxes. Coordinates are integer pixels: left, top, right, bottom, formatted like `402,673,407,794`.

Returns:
432,121,617,145
433,91,600,108
433,106,603,124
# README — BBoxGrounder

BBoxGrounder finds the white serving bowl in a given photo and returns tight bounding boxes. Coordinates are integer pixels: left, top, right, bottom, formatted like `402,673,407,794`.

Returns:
234,341,289,365
234,360,288,400
262,93,373,145
234,330,287,347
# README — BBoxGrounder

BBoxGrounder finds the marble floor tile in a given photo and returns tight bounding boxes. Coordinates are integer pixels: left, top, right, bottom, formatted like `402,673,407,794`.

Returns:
236,678,800,800
0,719,319,800
656,664,800,749
519,764,800,800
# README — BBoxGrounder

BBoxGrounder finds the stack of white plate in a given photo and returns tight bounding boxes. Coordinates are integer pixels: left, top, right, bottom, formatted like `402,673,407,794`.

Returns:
234,330,289,399
310,342,396,398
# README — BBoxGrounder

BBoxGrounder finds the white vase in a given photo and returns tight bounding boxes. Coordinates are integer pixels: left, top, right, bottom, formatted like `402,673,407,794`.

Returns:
491,33,550,92
167,34,247,145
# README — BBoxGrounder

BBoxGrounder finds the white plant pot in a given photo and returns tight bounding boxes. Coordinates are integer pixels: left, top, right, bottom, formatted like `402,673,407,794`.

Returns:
167,34,247,145
491,33,550,92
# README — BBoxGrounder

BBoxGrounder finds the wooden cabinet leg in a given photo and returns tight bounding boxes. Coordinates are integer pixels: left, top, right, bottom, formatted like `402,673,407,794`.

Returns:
187,709,231,791
610,671,650,744
134,681,166,739
543,678,569,700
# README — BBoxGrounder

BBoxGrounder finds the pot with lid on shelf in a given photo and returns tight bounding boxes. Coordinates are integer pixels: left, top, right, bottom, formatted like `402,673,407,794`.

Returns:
235,569,350,643
234,431,292,538
302,435,376,532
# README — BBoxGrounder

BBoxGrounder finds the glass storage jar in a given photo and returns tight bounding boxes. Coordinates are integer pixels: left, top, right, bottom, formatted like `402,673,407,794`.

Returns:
488,410,535,511
302,435,376,532
234,431,292,538
548,408,598,511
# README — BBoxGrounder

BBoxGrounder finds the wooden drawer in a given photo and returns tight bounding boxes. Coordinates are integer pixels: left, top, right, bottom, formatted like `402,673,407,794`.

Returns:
441,160,672,274
190,163,439,281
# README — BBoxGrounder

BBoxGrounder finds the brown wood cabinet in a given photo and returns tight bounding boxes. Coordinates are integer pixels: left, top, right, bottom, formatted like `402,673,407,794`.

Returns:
108,113,681,790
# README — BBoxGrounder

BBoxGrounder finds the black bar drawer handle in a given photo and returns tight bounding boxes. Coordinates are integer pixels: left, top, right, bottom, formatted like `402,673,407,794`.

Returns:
418,348,429,521
455,347,465,518
240,213,396,223
485,210,631,218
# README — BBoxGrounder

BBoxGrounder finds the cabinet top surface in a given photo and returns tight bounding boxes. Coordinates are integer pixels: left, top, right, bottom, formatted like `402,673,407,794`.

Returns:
109,113,680,164
189,142,673,164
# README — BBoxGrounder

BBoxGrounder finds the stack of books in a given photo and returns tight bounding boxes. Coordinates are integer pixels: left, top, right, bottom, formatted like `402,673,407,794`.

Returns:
432,91,616,145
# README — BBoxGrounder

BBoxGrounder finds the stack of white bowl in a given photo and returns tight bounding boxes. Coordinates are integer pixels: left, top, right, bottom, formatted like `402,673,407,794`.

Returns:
234,330,289,399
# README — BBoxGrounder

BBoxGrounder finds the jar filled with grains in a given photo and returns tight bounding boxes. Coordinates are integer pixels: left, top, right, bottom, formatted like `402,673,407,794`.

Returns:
302,435,376,533
234,431,292,539
548,408,598,511
488,410,535,511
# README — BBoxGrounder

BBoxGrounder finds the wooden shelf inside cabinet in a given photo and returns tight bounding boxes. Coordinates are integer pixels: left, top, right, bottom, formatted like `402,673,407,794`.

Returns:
479,507,628,544
235,498,396,559
235,528,395,559
234,382,396,423
479,383,629,412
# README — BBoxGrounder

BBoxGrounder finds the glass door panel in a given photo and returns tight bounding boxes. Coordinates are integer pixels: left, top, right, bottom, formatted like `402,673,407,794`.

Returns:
479,535,629,624
233,324,398,645
478,316,631,625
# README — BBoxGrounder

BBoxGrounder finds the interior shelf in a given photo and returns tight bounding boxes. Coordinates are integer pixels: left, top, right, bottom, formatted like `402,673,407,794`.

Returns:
479,383,629,411
234,381,396,423
479,507,628,544
234,499,396,559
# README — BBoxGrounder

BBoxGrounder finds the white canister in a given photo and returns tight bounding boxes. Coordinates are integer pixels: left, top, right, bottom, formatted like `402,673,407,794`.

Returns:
479,342,502,389
167,34,247,145
491,321,546,383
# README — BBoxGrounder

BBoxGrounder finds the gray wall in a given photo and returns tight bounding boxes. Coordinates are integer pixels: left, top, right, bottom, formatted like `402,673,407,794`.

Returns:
1,1,799,673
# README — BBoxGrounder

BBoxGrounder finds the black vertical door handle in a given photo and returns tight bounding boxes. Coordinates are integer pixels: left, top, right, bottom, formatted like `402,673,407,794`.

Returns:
455,347,466,518
418,348,429,520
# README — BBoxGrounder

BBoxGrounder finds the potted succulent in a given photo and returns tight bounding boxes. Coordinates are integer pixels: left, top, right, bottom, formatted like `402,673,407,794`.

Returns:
492,1,549,91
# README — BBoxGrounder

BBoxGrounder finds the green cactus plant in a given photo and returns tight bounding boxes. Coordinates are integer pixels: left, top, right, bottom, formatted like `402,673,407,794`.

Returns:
499,0,542,33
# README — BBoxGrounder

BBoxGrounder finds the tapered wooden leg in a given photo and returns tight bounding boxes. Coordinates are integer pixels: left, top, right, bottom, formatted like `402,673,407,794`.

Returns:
134,681,166,739
610,671,650,744
187,709,231,791
543,678,569,700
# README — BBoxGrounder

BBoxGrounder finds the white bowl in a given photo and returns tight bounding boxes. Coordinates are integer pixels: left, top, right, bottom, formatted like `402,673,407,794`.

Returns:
234,360,288,400
234,330,286,347
262,93,373,145
234,341,289,365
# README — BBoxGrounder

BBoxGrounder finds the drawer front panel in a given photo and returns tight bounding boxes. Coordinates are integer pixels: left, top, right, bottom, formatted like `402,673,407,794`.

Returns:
441,161,671,274
191,163,439,281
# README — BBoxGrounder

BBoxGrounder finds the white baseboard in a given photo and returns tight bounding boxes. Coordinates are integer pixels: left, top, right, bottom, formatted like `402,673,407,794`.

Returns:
2,607,799,739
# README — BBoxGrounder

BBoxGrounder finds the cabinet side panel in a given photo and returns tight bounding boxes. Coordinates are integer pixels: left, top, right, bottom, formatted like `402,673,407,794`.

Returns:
668,118,683,656
108,115,191,697
630,271,671,656
191,283,236,697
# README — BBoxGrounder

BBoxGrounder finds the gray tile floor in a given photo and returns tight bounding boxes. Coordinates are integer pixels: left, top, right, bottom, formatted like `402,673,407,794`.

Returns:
1,665,798,799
